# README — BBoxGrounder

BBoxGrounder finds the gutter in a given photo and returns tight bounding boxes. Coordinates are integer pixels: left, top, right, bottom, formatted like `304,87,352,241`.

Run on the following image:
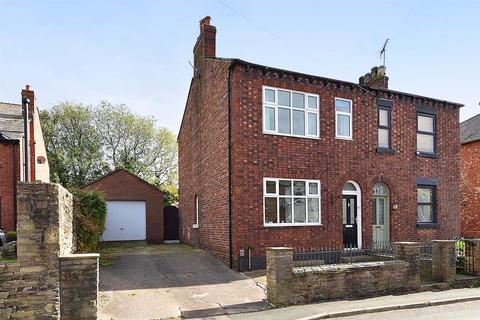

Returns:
228,62,234,269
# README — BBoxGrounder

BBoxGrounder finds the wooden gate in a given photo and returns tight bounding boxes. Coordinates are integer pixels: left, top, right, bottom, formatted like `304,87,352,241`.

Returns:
163,205,179,242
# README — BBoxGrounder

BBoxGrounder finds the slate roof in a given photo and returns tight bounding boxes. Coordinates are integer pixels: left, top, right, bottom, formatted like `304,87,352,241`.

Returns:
0,102,23,140
460,113,480,144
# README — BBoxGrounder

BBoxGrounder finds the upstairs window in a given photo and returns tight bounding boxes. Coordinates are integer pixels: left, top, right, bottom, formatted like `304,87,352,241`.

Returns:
263,86,319,138
264,178,321,226
335,98,352,139
378,107,391,149
193,195,199,229
416,112,436,155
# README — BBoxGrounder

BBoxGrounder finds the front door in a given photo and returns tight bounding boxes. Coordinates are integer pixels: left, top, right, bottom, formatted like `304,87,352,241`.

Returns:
343,195,358,248
372,196,389,244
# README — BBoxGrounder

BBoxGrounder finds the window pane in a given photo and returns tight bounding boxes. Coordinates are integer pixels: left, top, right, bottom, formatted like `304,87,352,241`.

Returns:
292,93,305,109
418,115,434,133
279,180,292,195
336,99,351,113
342,198,347,224
379,109,389,127
265,89,275,103
293,181,306,196
417,133,434,153
378,128,389,148
266,180,276,194
308,113,317,136
279,198,292,223
278,90,290,107
308,96,317,109
265,197,278,223
377,198,385,225
372,199,377,224
417,187,432,203
309,182,319,195
350,198,355,224
337,114,351,137
343,182,356,191
418,204,433,223
294,198,306,223
308,198,319,223
292,110,305,135
278,108,291,134
264,107,275,131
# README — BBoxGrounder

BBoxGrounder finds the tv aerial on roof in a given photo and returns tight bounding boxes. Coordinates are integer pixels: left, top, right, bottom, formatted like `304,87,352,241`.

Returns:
380,38,389,68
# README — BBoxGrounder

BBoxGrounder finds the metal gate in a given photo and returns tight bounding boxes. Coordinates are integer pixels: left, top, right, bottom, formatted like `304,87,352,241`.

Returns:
456,239,475,275
163,205,179,242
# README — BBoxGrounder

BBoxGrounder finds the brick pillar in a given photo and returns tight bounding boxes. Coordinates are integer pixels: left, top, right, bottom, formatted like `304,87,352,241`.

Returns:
465,239,480,275
432,240,456,284
266,247,293,306
394,242,421,290
16,182,73,318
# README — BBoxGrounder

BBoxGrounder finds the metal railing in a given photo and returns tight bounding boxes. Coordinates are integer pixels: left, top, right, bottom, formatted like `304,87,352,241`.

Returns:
292,242,394,267
455,238,476,275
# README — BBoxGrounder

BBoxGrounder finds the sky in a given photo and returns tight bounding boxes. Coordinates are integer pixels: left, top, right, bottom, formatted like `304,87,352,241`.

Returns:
1,0,479,133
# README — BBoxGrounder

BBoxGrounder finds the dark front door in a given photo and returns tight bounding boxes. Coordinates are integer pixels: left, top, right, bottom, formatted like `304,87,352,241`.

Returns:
164,205,179,241
342,195,358,248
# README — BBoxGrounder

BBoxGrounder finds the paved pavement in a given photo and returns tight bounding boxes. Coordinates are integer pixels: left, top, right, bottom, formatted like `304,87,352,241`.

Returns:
98,243,269,320
334,300,480,320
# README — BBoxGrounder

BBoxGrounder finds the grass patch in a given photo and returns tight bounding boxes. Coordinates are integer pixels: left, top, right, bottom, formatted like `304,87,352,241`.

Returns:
0,257,17,263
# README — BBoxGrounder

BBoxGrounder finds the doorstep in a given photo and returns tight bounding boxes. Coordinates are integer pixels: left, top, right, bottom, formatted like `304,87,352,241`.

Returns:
226,288,480,320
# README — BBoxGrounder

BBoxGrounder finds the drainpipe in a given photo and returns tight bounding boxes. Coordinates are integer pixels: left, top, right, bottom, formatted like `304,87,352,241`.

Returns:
228,62,234,269
22,96,30,182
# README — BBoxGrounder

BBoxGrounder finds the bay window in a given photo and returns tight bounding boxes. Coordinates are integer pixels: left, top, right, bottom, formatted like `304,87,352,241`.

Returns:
263,86,319,138
264,178,321,226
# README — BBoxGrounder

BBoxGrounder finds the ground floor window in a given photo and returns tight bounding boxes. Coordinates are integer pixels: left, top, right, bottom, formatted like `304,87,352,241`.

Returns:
417,185,435,223
264,178,321,226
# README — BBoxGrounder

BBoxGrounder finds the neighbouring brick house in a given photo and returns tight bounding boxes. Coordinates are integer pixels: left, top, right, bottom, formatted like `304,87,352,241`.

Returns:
0,85,50,232
178,17,463,270
460,114,480,238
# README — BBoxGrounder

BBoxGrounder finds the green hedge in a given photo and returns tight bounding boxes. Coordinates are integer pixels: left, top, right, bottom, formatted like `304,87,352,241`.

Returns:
72,190,107,253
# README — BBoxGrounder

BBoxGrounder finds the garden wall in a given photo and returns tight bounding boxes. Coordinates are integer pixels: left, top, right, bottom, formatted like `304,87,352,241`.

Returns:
0,182,99,319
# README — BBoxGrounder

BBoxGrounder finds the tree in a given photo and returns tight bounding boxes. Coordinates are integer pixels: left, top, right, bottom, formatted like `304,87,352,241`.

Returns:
40,103,107,188
41,101,178,195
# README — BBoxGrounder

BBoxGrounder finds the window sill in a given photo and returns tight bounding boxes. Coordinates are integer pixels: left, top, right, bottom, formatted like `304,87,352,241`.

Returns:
335,136,353,141
416,222,439,229
376,147,395,155
192,224,199,229
416,151,437,159
264,223,322,228
263,131,320,140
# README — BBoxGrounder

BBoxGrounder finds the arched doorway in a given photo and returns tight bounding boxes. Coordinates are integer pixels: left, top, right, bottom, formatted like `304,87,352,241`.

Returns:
372,183,390,245
342,181,362,248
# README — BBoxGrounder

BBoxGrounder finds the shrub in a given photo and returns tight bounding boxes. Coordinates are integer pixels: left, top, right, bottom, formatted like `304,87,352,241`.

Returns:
6,231,17,242
72,190,107,253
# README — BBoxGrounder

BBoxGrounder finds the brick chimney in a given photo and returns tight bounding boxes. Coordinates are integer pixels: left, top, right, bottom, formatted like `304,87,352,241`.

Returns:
359,66,389,89
21,85,36,181
193,16,216,67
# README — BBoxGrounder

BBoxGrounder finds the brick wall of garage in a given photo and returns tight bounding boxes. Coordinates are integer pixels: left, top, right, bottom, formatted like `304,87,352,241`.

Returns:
461,140,480,237
82,169,164,243
0,142,20,232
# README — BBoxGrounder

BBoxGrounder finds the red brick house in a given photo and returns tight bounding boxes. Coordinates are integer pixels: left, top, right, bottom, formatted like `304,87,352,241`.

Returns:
178,17,463,270
0,85,50,232
460,114,480,238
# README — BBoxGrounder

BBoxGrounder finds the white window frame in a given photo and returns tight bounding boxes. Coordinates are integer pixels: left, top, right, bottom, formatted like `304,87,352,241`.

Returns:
193,195,199,229
263,177,321,227
262,86,320,139
335,97,353,140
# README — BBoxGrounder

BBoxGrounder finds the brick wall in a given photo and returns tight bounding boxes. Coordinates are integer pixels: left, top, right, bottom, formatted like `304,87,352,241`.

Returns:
230,64,460,269
460,140,480,237
0,143,20,231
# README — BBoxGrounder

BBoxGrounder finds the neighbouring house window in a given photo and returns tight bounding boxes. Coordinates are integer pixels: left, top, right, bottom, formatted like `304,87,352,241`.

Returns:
335,98,352,139
378,107,391,149
417,186,435,223
193,195,199,228
417,113,436,154
263,86,319,138
264,178,321,226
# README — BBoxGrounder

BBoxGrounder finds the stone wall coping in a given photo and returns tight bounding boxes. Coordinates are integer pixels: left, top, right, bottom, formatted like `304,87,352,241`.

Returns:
0,261,20,267
293,260,408,275
266,247,293,252
432,240,457,243
60,253,100,259
393,242,421,246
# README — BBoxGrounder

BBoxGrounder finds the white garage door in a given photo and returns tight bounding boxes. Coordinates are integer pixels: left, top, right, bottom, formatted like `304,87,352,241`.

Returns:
101,201,146,241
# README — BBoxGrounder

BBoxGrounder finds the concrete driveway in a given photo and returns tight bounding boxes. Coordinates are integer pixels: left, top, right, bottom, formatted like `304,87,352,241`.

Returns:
98,243,269,320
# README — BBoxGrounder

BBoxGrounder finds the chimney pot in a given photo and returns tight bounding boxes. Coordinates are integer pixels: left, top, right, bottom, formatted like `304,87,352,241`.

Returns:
359,65,388,89
26,85,30,90
200,16,211,33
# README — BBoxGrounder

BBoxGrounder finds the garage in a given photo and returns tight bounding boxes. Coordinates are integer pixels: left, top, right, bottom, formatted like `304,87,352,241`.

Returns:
102,201,147,241
81,169,164,243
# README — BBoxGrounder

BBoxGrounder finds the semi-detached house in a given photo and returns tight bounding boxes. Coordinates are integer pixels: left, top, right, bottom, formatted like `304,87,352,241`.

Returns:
178,17,463,270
